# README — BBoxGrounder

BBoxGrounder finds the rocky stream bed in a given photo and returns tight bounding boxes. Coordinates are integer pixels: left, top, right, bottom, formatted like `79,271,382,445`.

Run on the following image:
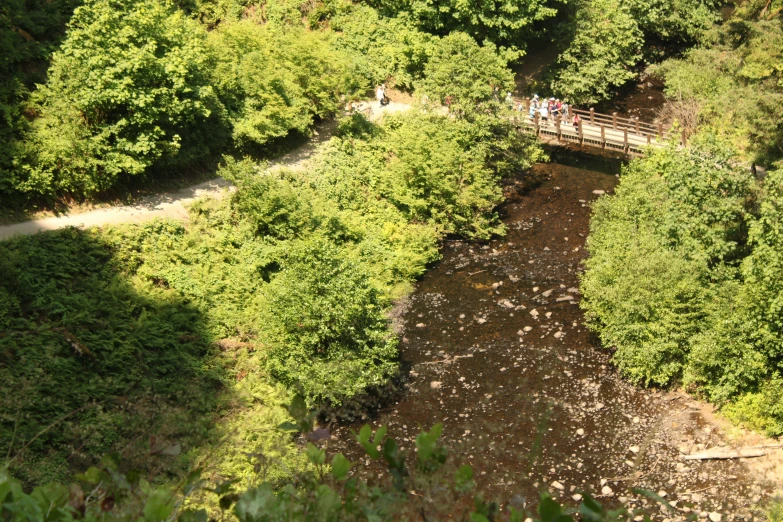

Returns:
327,150,777,520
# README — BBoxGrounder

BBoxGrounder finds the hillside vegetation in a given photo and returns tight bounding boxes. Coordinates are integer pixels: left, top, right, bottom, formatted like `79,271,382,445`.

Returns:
581,6,783,436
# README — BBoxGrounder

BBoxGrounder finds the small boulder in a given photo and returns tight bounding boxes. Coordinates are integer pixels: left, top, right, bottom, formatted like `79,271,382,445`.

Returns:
430,381,442,389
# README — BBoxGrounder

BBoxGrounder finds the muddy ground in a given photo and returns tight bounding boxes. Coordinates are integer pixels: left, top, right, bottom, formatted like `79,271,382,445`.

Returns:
328,150,778,520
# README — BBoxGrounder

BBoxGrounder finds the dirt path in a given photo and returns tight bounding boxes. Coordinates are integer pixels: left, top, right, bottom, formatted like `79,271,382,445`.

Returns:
0,101,410,242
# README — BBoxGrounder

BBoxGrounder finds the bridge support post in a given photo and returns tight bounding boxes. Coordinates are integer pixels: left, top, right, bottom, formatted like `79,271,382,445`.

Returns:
590,108,595,125
647,133,652,145
534,112,540,135
624,128,629,153
578,120,584,145
555,115,561,141
601,125,606,148
612,112,618,130
526,99,530,114
658,123,663,139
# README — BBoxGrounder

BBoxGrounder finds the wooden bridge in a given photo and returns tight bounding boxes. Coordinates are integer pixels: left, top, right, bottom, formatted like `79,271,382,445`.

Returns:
514,105,685,155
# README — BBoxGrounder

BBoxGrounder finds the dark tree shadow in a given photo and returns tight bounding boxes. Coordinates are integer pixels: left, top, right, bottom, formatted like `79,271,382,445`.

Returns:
0,227,229,486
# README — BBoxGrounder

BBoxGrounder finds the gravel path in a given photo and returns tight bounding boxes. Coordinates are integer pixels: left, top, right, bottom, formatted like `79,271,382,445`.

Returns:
0,101,410,241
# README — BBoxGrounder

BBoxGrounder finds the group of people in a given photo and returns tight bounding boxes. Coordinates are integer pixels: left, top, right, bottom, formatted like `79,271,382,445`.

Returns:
524,94,580,127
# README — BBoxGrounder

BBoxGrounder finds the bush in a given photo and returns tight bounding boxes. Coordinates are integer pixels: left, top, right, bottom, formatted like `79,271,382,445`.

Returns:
581,138,754,386
262,238,399,404
208,21,357,149
12,0,221,196
551,0,643,106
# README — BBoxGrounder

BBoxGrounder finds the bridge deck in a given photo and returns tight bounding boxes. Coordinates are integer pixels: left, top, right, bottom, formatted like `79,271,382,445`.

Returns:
512,104,682,154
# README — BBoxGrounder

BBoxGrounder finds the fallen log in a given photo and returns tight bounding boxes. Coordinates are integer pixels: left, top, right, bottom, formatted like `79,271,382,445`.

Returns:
683,445,782,460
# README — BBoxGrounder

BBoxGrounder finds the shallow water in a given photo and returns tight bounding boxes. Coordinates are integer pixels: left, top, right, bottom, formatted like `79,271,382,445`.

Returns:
328,152,770,519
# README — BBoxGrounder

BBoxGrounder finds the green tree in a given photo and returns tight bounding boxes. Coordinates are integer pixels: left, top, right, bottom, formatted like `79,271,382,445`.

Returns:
261,238,399,405
368,0,560,55
551,0,643,105
208,20,356,150
417,32,514,118
13,0,220,196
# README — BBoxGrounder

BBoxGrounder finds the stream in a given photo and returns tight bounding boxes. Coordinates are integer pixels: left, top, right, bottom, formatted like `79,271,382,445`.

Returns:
328,149,772,520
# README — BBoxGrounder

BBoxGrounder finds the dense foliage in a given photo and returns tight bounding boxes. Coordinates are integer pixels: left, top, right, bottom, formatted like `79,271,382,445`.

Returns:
366,0,559,56
652,9,783,163
581,137,783,436
10,0,221,197
1,111,541,487
0,414,661,521
0,0,81,196
550,0,718,105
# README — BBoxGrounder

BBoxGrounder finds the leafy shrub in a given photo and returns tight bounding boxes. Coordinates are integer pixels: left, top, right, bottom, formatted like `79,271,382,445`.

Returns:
0,0,82,198
417,32,514,118
366,0,559,55
208,21,357,149
12,0,221,197
330,5,435,89
581,138,753,385
652,13,783,163
582,138,783,436
551,0,643,105
262,238,399,404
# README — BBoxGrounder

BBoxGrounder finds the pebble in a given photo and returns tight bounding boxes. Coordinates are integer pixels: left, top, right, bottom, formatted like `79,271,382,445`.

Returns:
542,289,553,297
554,331,564,339
576,428,585,436
523,326,533,332
477,318,487,324
629,445,640,453
572,493,583,501
657,490,667,498
545,312,552,319
430,381,442,389
533,286,539,292
551,481,565,490
601,486,613,496
709,513,722,522
593,189,606,195
530,309,539,319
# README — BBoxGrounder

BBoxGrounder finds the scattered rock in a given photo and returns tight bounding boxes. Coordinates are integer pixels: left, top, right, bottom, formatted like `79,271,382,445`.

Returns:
572,493,583,501
498,299,515,308
416,323,426,328
541,289,553,297
530,309,539,319
601,486,613,496
551,481,565,490
567,287,579,294
577,428,585,436
523,326,533,332
459,313,465,319
629,446,640,454
554,331,564,339
533,286,540,292
509,275,519,282
657,491,667,498
545,312,553,319
709,513,722,522
430,381,442,389
595,403,605,410
477,318,487,324
593,189,606,195
556,295,574,302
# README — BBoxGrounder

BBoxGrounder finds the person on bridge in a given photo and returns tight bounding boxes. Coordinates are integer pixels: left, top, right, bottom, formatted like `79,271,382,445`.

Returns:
539,104,549,123
572,112,581,128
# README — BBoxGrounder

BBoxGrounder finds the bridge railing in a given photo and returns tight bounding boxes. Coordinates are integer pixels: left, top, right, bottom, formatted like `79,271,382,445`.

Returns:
571,109,671,140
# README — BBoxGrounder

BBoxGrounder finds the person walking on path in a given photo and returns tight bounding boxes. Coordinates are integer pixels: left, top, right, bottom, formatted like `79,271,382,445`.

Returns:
376,84,388,107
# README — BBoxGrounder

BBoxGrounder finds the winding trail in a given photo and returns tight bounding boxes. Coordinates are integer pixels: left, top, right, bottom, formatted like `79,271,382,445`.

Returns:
0,101,410,241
